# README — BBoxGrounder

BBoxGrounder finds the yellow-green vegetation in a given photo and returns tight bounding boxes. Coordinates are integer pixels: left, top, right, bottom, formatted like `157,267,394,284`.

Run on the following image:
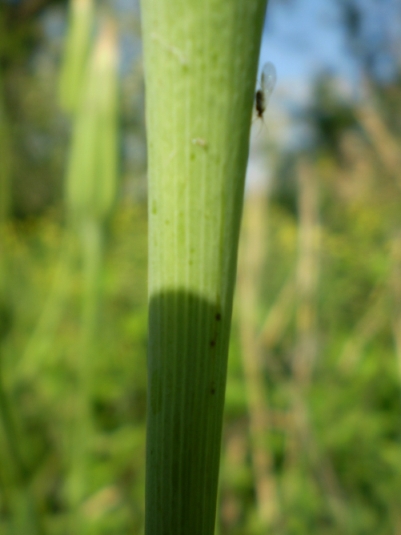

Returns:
2,165,401,534
1,206,148,535
1,0,401,534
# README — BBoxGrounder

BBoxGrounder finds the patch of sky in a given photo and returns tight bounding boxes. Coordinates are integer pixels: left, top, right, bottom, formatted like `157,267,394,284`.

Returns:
259,0,358,106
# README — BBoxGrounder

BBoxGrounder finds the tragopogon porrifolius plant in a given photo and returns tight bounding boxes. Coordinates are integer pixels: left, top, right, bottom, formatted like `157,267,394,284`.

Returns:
140,2,269,533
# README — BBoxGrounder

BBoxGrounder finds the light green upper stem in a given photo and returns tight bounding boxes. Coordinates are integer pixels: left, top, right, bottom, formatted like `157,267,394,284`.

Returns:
143,0,267,304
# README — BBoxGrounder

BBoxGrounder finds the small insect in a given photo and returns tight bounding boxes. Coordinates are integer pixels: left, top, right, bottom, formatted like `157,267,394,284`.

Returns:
255,62,277,120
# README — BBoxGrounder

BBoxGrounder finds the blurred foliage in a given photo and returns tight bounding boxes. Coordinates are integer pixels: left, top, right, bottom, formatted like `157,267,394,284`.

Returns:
0,205,149,534
0,0,144,218
1,0,401,534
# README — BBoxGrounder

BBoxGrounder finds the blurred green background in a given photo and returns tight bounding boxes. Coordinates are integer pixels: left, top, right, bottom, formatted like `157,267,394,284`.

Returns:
1,0,401,534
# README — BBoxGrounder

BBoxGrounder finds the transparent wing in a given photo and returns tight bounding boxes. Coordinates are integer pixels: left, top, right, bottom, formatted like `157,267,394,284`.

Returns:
261,62,277,104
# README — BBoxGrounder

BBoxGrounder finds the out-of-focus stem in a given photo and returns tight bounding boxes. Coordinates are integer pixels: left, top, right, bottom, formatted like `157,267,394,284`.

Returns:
63,18,118,532
237,192,279,530
68,219,103,534
338,285,387,374
17,232,74,380
257,276,295,350
293,159,320,387
391,234,401,383
356,102,401,181
286,160,348,527
59,0,94,113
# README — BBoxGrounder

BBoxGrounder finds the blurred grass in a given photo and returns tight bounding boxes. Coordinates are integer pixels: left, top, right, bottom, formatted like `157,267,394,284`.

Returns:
1,1,401,532
1,203,148,535
2,172,401,534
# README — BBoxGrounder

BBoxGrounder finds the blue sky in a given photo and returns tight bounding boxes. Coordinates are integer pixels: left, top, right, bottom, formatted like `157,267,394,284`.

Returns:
248,0,358,188
259,0,401,95
259,0,358,99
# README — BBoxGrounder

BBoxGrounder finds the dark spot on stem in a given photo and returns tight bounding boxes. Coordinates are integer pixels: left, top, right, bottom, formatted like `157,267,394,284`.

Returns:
215,312,221,321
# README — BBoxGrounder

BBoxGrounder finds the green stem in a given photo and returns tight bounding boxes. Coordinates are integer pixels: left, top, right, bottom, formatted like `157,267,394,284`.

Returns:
140,1,268,533
68,219,103,533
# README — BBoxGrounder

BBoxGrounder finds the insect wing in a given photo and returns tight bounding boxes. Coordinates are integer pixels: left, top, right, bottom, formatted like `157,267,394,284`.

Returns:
261,62,277,105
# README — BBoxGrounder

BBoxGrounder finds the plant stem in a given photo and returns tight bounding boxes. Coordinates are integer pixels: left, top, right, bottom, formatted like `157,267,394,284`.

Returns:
237,193,279,531
140,1,269,533
68,219,103,533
